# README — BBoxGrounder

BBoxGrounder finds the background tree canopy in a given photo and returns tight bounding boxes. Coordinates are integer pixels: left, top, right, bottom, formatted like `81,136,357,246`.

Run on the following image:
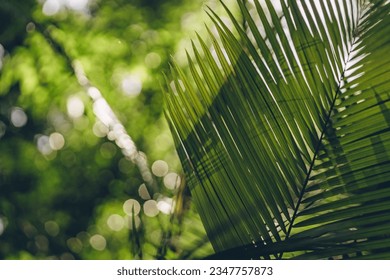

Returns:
0,0,237,260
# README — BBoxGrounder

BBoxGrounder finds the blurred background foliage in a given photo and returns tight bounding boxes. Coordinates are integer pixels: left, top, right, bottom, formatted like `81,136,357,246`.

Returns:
0,0,239,259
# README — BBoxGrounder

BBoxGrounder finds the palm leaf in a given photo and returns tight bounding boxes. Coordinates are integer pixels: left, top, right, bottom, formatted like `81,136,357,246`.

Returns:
164,0,390,259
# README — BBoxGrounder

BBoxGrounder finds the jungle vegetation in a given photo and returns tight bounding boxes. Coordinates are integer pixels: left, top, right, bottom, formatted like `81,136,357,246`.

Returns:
0,0,389,259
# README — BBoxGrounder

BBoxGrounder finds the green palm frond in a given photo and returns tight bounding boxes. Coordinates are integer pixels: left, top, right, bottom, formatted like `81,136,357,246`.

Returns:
164,0,390,259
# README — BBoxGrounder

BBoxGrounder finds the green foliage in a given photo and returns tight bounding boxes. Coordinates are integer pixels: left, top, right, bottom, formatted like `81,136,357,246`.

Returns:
165,0,390,259
0,0,214,259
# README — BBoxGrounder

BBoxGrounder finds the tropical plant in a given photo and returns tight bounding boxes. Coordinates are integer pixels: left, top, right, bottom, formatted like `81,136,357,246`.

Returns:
164,0,390,259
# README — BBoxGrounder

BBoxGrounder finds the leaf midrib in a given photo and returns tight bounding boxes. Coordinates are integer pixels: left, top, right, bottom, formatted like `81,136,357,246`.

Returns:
278,11,363,260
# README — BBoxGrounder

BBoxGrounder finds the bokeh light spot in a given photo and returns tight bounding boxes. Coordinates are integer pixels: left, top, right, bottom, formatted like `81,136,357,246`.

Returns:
121,75,142,97
67,95,85,119
163,172,181,190
77,231,90,244
89,234,106,251
93,121,109,137
42,0,61,16
145,52,161,69
26,22,36,33
123,199,141,216
44,221,60,237
87,86,101,100
93,99,113,127
125,215,141,230
37,135,52,155
67,0,88,11
143,200,159,217
138,183,151,200
49,132,65,150
10,107,28,128
157,198,174,215
152,160,169,177
67,237,83,253
107,214,124,231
